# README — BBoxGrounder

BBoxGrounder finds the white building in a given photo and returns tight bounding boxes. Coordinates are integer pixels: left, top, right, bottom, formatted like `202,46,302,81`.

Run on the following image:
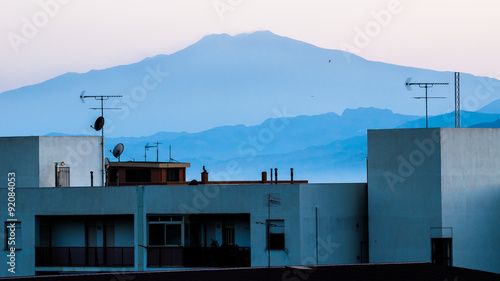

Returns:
0,136,102,188
368,128,500,274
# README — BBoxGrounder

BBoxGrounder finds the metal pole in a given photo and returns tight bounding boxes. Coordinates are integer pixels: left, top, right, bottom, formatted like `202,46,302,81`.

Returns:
101,99,105,186
425,85,428,128
268,193,271,268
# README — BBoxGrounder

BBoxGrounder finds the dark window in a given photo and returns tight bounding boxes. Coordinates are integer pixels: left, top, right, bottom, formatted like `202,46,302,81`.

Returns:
148,216,183,246
149,224,165,246
5,221,21,250
126,169,151,182
167,168,180,181
267,220,284,250
165,225,182,245
431,238,452,266
109,169,118,182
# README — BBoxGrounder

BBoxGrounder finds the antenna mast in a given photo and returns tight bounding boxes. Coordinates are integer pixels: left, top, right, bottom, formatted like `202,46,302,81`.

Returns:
405,78,449,128
455,72,461,128
144,143,157,162
80,91,122,186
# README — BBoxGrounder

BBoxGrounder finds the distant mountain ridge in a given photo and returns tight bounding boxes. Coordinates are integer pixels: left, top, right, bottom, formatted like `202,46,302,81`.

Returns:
98,106,500,183
2,31,500,137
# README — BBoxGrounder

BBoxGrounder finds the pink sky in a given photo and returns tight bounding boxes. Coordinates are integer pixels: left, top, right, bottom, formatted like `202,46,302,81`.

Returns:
1,0,499,94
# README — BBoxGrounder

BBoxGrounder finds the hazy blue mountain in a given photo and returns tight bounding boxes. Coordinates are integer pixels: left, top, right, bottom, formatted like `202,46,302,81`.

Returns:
478,98,500,114
104,107,419,162
469,119,500,128
398,111,500,128
101,106,500,183
2,31,499,137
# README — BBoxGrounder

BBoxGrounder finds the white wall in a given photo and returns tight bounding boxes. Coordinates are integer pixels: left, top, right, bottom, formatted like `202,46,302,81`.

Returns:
38,136,101,187
368,129,443,263
299,183,368,265
440,128,500,273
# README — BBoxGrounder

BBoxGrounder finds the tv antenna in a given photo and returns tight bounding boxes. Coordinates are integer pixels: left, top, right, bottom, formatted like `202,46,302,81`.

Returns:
80,91,122,186
144,143,157,162
169,145,178,162
255,193,281,268
405,78,449,128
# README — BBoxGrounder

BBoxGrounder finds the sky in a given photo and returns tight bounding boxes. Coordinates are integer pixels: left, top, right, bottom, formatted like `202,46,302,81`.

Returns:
0,0,499,94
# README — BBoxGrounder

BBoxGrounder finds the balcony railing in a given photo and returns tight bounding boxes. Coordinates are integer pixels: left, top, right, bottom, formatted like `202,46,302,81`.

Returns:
35,247,134,267
147,246,250,267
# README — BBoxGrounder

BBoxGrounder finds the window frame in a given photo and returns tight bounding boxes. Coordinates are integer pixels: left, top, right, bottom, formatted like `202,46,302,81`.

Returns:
266,219,285,250
147,216,184,247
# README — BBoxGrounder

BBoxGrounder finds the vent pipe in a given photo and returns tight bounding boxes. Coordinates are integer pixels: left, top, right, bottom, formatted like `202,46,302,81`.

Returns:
290,168,294,184
274,168,278,184
90,171,94,187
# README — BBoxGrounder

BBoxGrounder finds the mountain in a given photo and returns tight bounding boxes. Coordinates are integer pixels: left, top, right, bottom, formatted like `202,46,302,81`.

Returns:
1,31,500,137
469,119,500,128
101,106,500,183
478,98,500,114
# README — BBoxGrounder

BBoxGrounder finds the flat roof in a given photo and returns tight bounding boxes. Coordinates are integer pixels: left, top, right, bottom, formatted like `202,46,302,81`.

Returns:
109,162,190,168
3,263,498,281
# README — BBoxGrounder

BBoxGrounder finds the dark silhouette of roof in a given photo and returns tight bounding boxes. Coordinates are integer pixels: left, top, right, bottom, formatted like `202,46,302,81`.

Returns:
2,263,498,281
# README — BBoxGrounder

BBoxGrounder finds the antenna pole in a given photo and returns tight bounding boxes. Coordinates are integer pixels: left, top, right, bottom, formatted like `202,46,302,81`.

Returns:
425,85,428,128
455,72,461,128
80,93,122,186
405,80,449,128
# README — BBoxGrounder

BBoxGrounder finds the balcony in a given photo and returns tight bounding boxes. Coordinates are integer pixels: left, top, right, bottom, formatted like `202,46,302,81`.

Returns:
147,246,251,267
35,247,134,267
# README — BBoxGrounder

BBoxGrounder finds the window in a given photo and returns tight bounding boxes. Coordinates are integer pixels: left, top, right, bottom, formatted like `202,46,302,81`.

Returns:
431,238,452,266
223,225,235,246
167,168,180,182
148,216,183,246
267,220,284,250
126,169,151,182
4,221,21,250
109,169,118,182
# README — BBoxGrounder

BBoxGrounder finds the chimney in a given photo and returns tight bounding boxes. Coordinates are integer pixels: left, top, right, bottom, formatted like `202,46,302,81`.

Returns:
261,171,267,183
201,166,208,184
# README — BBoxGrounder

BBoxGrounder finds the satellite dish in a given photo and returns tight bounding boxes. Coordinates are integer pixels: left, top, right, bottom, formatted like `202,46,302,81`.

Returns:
112,143,124,160
92,116,104,131
105,157,110,170
405,77,412,91
80,91,86,103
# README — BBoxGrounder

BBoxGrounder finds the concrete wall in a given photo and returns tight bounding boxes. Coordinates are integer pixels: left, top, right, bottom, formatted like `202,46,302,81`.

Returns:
141,184,302,267
368,129,443,263
0,136,102,188
0,137,39,188
0,186,137,277
38,136,102,187
440,128,500,273
298,183,368,266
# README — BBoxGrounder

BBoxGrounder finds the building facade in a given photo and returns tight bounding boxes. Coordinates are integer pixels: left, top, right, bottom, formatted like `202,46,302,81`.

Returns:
368,128,500,274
